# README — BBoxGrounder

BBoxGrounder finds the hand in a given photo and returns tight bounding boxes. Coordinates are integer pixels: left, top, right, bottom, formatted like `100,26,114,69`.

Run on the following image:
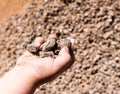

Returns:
16,34,74,83
0,34,74,94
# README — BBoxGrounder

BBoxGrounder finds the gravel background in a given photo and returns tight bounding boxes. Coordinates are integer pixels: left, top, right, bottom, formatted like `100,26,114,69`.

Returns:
0,0,120,94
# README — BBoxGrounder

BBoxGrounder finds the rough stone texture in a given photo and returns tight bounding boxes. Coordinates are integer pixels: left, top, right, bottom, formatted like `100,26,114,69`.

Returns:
40,39,56,51
39,51,54,58
27,44,38,54
0,0,120,94
58,39,71,49
61,0,75,5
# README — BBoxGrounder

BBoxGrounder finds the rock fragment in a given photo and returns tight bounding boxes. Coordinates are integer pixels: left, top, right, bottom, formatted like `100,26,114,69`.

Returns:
40,39,56,51
103,31,113,39
39,51,54,58
93,55,101,62
61,0,75,5
58,39,71,49
27,44,37,54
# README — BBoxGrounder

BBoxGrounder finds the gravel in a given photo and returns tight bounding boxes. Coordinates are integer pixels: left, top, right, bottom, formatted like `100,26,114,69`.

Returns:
0,0,120,94
26,38,71,57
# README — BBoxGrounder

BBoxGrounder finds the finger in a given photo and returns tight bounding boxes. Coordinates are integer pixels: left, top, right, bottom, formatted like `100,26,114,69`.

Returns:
67,37,75,50
52,46,71,73
67,37,75,64
47,34,57,40
34,37,44,48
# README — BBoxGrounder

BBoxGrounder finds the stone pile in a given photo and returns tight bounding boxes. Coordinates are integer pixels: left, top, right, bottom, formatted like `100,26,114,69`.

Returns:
0,0,120,93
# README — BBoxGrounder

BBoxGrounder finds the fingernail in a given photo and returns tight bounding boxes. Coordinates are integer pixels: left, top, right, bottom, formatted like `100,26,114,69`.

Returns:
63,46,69,52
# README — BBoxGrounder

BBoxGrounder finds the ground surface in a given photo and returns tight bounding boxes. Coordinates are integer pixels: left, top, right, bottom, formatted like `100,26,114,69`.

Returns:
0,0,29,24
0,0,120,94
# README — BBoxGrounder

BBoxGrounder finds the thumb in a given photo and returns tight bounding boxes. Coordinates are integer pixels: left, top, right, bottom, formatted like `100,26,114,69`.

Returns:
52,46,71,74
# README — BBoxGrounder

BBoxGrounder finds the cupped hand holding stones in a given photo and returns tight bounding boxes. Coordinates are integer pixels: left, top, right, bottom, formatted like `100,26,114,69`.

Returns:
16,34,74,83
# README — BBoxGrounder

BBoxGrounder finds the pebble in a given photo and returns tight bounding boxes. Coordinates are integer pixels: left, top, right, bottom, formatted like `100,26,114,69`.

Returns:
40,39,56,51
103,31,113,39
26,44,38,54
39,51,54,58
58,39,71,49
93,55,101,62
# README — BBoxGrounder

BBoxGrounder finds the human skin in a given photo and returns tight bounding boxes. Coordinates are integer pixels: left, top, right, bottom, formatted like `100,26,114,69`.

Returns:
0,35,74,94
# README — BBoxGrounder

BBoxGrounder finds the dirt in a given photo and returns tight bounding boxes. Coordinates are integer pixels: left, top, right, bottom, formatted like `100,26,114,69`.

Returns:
0,0,120,94
0,0,30,24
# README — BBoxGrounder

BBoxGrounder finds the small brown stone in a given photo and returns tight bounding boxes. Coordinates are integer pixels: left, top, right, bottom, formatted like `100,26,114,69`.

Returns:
39,51,54,58
27,44,37,53
61,0,75,5
58,39,71,49
40,39,56,51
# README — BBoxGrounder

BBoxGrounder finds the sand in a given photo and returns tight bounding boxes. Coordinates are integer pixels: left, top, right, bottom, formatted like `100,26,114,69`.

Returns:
0,0,29,24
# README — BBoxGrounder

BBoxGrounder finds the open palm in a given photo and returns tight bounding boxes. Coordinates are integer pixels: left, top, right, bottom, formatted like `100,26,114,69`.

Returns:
16,35,74,83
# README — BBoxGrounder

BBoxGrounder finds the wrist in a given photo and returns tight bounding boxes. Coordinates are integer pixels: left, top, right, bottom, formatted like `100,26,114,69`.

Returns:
13,65,38,83
0,66,38,94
